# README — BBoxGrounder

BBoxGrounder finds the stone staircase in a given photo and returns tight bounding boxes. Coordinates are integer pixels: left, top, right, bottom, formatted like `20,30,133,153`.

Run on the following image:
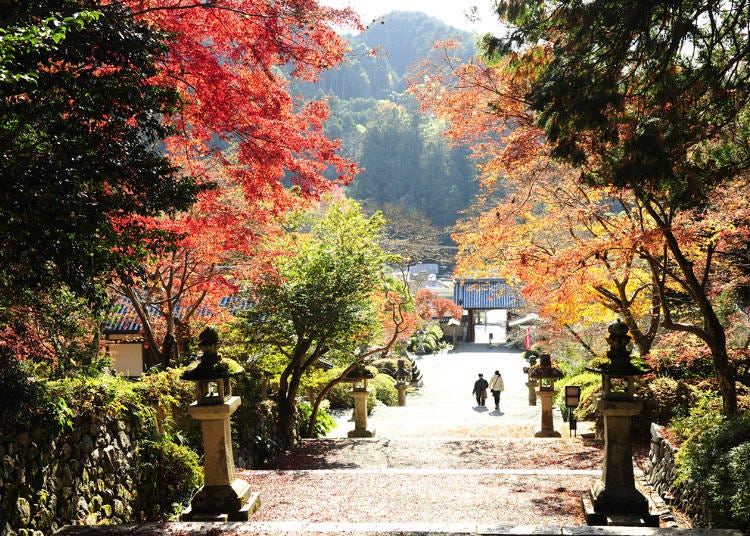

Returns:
57,437,743,535
55,350,744,535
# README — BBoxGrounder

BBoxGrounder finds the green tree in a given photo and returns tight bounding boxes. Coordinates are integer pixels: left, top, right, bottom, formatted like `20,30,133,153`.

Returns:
492,0,750,416
237,199,393,445
0,0,202,306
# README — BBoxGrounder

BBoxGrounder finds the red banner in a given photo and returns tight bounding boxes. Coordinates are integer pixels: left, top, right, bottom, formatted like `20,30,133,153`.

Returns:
524,327,531,350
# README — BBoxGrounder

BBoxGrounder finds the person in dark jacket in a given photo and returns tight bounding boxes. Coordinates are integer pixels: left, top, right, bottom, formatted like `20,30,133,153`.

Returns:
472,373,489,407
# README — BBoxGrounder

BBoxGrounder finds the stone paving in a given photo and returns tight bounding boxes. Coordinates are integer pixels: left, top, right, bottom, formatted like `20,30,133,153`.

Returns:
326,341,575,439
60,339,739,535
232,343,622,530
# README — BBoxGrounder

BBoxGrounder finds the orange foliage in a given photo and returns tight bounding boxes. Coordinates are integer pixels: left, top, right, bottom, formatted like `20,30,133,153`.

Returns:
415,289,462,321
409,41,664,350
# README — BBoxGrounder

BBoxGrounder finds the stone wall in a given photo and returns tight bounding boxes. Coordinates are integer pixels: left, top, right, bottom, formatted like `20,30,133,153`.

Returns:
0,374,282,536
645,423,705,527
1,408,146,536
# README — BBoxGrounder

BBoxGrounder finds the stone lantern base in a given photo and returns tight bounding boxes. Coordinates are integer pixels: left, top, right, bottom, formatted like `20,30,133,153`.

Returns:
396,381,408,406
582,397,659,527
534,389,560,438
582,486,659,527
181,396,261,522
182,480,260,522
347,388,375,438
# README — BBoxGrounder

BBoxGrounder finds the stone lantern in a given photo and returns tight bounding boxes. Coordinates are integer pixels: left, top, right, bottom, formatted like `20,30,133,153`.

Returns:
582,319,658,526
528,353,563,437
394,359,409,406
180,328,259,522
343,364,375,438
415,329,426,355
523,353,539,406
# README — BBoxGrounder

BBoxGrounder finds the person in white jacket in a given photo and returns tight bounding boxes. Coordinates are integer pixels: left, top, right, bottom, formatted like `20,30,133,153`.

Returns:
488,370,505,410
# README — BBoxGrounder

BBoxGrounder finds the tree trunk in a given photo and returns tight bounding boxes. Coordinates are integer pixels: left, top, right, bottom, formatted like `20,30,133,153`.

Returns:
276,393,297,447
707,319,737,417
655,219,737,416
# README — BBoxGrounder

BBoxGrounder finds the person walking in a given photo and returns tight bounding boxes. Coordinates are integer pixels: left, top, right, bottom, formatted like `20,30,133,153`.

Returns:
472,373,489,407
488,370,505,410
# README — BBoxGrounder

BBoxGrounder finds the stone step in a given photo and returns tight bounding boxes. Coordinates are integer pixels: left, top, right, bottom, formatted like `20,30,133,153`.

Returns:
271,437,607,471
56,522,744,535
237,468,648,526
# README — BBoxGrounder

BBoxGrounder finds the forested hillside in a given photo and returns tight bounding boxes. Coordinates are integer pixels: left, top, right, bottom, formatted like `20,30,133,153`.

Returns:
293,11,482,247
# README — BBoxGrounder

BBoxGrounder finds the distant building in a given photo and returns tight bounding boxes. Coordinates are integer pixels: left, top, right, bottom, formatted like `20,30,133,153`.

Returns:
408,263,439,276
101,295,248,376
453,278,524,343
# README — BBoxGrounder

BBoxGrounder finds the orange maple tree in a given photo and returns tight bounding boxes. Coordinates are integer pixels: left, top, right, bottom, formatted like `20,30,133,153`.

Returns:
411,37,750,415
409,43,663,354
415,289,462,321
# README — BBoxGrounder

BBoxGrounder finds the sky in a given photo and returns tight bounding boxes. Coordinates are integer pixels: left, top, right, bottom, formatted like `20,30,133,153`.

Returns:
319,0,502,35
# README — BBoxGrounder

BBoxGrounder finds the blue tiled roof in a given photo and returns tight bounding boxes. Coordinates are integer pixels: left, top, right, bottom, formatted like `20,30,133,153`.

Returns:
408,263,439,275
102,295,250,333
453,278,524,309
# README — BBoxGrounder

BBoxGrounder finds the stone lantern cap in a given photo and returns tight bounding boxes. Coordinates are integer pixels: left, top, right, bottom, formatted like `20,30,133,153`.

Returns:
181,328,244,381
343,364,375,382
528,353,564,380
395,359,410,381
586,320,652,377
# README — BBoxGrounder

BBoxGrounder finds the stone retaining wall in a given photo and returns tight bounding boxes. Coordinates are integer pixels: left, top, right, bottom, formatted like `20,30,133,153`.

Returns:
1,409,146,536
645,423,705,527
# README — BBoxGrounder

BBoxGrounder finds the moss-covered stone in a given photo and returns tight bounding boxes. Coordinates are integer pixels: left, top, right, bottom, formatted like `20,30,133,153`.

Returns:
16,497,30,526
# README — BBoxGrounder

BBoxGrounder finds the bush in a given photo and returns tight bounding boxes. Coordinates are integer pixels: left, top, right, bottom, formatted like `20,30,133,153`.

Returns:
522,343,544,361
136,437,203,519
646,333,715,380
669,390,724,444
0,349,46,426
327,381,354,409
639,377,698,427
296,401,336,438
575,379,603,422
555,370,599,420
407,321,446,354
676,413,750,529
371,373,398,406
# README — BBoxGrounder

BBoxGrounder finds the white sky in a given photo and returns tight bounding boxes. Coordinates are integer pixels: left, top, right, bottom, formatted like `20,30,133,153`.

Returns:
319,0,502,35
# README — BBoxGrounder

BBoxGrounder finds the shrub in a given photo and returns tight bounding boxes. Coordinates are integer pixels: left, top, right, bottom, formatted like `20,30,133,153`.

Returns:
646,332,715,380
136,437,203,519
371,373,398,406
676,413,750,529
327,381,354,409
0,349,46,426
522,343,545,362
555,370,599,420
669,390,724,444
407,321,446,354
639,377,698,427
575,380,603,422
296,401,336,439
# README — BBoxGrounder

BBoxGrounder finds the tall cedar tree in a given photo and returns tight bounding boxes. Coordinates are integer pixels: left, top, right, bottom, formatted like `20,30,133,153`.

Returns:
490,0,750,416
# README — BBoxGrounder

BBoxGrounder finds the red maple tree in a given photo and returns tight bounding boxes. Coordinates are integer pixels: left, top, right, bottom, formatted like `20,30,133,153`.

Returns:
108,0,363,368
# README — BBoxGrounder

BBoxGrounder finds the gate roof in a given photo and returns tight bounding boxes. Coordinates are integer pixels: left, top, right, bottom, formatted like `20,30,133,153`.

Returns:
453,278,523,310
